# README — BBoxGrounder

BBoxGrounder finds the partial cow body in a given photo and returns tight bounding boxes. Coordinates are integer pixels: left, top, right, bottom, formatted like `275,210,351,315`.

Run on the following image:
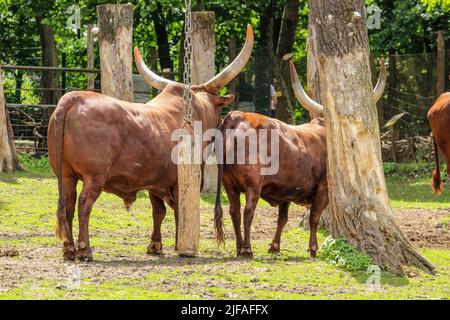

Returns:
216,111,328,257
213,59,386,258
48,25,254,261
428,92,450,194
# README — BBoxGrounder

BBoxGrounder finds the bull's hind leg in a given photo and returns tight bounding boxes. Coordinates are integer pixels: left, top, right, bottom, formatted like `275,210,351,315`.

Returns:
224,182,243,256
147,193,166,255
76,178,103,261
268,202,289,254
241,188,260,258
61,175,78,260
308,181,328,257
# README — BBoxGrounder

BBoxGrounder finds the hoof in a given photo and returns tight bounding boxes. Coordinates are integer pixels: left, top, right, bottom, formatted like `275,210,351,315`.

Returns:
76,253,93,262
147,241,163,255
63,243,77,261
238,247,254,259
268,242,280,254
308,246,318,258
76,242,93,262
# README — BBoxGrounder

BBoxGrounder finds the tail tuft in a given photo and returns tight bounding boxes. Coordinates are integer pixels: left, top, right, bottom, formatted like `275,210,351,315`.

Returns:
214,203,225,244
55,199,69,241
432,169,443,195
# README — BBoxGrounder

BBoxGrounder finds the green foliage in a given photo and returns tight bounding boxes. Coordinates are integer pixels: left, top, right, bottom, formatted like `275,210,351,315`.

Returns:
383,162,437,177
318,236,373,272
421,0,450,11
18,154,52,174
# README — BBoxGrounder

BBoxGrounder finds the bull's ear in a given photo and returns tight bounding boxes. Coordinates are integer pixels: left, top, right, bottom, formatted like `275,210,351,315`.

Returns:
216,94,235,107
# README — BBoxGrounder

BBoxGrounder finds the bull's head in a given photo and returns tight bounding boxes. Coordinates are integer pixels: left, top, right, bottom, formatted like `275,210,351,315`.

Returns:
289,59,387,117
133,24,254,126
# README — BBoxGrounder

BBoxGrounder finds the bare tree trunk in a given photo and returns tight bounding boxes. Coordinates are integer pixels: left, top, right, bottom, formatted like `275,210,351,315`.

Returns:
150,1,174,74
97,4,134,102
273,0,299,124
0,71,14,173
228,37,238,110
309,0,435,274
255,1,275,116
36,16,61,105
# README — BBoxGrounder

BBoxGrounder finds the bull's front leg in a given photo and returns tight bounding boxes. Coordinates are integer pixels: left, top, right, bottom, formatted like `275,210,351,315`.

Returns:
76,180,103,261
147,193,166,255
241,188,260,258
268,202,289,254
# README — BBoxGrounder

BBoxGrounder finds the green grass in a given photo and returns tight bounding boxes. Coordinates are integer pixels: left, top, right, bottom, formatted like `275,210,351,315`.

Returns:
0,159,449,300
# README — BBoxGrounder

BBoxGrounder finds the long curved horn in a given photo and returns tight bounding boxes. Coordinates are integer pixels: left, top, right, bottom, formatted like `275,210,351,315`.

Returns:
289,61,324,116
372,58,386,103
204,24,254,93
134,47,176,91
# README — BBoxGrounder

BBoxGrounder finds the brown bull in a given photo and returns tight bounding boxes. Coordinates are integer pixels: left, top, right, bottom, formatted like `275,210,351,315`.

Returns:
48,25,254,261
428,92,450,194
214,59,386,258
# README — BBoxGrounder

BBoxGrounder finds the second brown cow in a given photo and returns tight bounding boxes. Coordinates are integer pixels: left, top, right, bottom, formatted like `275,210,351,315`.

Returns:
214,60,386,258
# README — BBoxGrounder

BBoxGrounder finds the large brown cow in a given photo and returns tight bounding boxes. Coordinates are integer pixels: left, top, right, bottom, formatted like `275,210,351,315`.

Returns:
47,25,254,261
214,60,386,258
428,92,450,194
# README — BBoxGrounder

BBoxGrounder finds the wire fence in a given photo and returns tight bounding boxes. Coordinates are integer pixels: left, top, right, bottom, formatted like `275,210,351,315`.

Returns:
1,49,449,161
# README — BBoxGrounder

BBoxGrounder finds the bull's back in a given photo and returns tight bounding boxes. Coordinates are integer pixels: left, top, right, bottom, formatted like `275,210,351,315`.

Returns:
48,91,176,191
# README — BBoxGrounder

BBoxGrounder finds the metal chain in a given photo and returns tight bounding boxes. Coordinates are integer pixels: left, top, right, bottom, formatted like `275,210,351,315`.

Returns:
182,0,193,125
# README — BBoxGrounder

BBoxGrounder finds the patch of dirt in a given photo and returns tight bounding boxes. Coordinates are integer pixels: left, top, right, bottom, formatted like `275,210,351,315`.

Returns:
392,209,450,249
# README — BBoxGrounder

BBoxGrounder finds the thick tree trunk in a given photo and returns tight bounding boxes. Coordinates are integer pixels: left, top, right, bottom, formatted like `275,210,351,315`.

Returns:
190,11,217,194
97,4,134,102
309,0,435,274
150,1,174,74
273,0,299,124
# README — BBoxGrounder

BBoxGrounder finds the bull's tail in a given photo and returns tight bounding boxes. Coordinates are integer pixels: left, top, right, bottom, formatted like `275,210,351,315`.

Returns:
432,137,443,195
214,160,225,244
214,123,226,244
53,93,78,241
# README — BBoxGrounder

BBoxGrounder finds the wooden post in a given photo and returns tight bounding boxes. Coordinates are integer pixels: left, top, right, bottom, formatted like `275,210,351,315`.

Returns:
97,4,133,101
177,11,215,257
436,30,445,97
191,11,217,194
87,24,95,90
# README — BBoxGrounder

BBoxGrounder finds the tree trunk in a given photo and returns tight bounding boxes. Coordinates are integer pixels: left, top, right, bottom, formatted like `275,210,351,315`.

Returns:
190,11,217,194
86,24,95,91
36,16,61,105
97,4,134,102
0,71,14,173
228,36,238,110
273,0,299,124
309,0,435,275
255,1,275,116
150,1,174,74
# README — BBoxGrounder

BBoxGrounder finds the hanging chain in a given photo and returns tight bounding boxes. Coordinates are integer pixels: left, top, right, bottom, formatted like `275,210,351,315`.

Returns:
182,0,193,126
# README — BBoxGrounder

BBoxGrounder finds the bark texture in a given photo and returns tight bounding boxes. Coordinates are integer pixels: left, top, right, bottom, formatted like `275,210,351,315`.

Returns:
191,12,217,194
309,0,435,274
97,4,134,102
0,71,13,173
